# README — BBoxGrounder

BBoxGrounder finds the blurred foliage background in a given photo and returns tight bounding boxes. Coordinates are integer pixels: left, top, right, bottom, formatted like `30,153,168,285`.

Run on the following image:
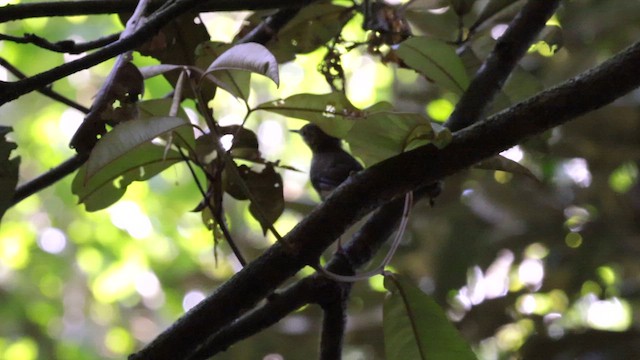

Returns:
1,0,640,359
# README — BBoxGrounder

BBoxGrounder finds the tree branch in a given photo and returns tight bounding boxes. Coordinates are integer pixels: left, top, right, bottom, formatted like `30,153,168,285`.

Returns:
0,32,120,54
446,0,561,132
183,192,415,359
0,58,90,113
185,279,317,360
0,0,312,23
319,284,349,360
11,153,89,206
238,8,301,44
129,38,640,360
0,0,202,106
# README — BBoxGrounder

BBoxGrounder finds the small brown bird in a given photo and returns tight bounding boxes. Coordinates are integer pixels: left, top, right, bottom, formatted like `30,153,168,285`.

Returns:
292,124,363,199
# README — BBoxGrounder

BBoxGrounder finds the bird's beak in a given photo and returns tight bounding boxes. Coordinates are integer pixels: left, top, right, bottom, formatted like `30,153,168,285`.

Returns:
290,129,301,134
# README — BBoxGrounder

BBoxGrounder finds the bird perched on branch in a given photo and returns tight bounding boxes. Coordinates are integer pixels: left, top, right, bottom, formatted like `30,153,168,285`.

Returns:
292,124,363,200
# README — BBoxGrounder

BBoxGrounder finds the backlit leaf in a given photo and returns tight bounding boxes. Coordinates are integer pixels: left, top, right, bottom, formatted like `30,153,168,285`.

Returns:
86,116,190,180
256,92,362,138
383,273,477,360
345,112,434,167
266,4,354,62
475,155,539,181
73,144,182,211
204,42,279,93
396,37,469,95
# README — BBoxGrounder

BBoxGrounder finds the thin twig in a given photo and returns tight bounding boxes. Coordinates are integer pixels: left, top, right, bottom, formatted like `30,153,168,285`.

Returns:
0,0,203,106
10,153,89,206
0,32,119,54
177,147,248,267
0,57,89,113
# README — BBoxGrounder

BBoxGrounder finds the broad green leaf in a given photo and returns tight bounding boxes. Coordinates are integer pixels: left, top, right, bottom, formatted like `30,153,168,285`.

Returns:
256,92,362,138
85,116,190,180
125,10,211,100
204,42,279,100
223,163,284,235
73,144,182,211
383,273,477,360
475,155,539,181
470,0,520,32
267,3,354,62
196,42,251,101
219,125,261,161
247,163,284,236
396,37,470,95
137,99,196,151
137,64,184,79
345,112,434,167
0,126,19,221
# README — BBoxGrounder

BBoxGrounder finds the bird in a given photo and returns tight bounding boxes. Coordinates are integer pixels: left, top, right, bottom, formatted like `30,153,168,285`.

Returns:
292,123,363,200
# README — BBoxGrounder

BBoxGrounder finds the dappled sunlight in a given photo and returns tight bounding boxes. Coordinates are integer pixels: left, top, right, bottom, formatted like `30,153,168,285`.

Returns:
182,290,206,312
107,200,153,239
37,227,67,254
500,145,524,163
1,0,639,358
558,158,592,188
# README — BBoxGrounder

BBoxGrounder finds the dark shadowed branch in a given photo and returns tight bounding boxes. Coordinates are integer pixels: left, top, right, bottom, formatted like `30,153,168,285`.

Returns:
0,58,90,113
446,0,561,132
0,32,120,54
129,38,640,360
0,0,313,23
0,0,203,105
11,153,90,206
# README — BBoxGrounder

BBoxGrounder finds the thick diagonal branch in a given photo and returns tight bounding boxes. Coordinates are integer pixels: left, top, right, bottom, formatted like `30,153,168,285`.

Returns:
129,38,640,360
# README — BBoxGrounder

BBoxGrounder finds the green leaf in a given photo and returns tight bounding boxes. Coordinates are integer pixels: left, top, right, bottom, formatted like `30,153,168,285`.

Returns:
396,37,470,95
72,144,182,211
137,99,196,151
224,163,284,235
345,112,434,167
126,10,211,100
137,64,184,79
0,126,20,221
266,3,354,61
85,116,191,180
196,42,251,101
536,25,564,55
219,125,261,161
256,92,362,138
203,42,279,100
383,273,477,360
475,155,539,181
